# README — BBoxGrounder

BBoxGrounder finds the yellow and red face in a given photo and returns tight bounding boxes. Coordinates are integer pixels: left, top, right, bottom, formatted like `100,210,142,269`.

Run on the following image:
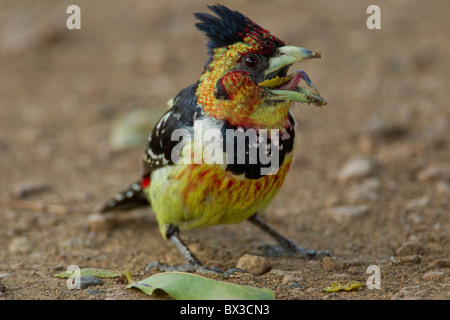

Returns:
194,5,326,130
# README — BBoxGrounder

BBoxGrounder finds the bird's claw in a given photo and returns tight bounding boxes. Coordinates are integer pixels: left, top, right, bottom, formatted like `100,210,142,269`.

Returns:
259,244,330,259
222,267,244,278
146,261,221,274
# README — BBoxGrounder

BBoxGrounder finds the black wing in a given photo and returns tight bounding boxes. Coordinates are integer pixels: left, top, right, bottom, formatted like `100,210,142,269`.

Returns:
143,82,203,176
99,83,203,213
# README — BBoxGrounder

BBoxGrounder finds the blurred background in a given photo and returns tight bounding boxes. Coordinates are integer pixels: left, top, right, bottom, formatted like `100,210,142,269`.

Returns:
0,0,449,299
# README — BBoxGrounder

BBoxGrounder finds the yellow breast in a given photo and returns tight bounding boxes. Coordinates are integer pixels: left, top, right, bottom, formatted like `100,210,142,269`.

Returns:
146,153,293,237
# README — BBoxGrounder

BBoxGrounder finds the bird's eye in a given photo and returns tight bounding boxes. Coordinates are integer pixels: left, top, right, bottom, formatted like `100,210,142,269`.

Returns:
244,54,260,69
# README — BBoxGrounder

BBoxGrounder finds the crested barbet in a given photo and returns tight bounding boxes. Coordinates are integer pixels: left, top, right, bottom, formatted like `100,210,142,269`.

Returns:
100,4,329,274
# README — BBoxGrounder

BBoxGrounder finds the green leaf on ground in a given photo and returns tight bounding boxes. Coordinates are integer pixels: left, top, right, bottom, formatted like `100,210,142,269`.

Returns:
54,268,123,278
127,271,275,300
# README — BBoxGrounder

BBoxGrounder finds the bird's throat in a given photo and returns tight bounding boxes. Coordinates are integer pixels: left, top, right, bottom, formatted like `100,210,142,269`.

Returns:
196,70,292,130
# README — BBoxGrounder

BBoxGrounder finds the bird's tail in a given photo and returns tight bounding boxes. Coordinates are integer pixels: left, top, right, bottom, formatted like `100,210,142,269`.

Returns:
98,179,149,213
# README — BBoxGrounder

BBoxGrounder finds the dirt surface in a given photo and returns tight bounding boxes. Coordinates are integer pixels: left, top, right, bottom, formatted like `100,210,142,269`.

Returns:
1,0,449,301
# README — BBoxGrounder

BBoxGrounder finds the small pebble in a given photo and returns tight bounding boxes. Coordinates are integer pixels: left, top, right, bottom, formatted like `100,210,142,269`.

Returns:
416,164,450,182
13,182,52,198
376,142,425,164
0,13,62,55
48,265,64,272
305,287,320,294
86,289,107,294
428,259,450,269
331,273,351,280
422,271,447,281
391,285,427,300
346,186,379,204
406,197,430,210
321,256,344,271
88,211,150,232
351,179,381,198
9,237,32,254
324,205,370,223
79,276,104,289
281,274,305,288
360,116,406,142
403,212,424,225
87,213,112,232
61,237,91,248
268,269,302,277
395,242,426,256
391,255,422,264
337,155,378,182
436,181,450,194
236,254,271,276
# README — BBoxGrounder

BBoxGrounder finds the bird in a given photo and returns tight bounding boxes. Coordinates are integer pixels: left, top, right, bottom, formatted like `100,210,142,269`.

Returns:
99,4,328,275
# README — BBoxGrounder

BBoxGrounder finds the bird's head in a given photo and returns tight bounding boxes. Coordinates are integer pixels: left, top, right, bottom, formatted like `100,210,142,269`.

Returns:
194,5,326,130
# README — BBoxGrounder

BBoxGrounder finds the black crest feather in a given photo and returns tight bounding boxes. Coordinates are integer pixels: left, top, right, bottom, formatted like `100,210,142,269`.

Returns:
194,5,255,53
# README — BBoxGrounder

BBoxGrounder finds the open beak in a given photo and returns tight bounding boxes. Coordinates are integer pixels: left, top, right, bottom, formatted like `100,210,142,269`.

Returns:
259,46,327,107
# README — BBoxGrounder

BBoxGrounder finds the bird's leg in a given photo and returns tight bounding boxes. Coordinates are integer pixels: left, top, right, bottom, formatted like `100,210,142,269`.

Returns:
146,225,241,277
146,225,220,274
248,214,329,258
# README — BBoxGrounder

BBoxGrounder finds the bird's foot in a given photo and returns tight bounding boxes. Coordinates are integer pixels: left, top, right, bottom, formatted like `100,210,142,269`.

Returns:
145,261,243,278
259,243,330,259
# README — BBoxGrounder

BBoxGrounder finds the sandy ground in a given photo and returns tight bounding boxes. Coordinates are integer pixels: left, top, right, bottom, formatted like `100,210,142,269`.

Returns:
0,0,449,300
